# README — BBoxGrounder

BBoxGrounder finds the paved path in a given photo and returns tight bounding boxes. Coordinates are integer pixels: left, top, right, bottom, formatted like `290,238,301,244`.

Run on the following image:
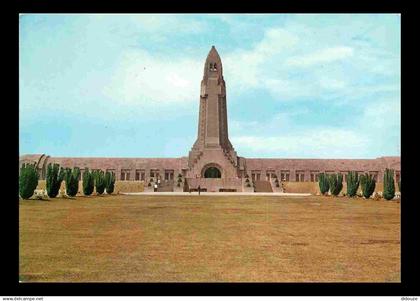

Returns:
121,192,312,197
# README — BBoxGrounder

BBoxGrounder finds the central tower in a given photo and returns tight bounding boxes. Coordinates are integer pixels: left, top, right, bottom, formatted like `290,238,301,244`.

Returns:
194,46,233,150
187,46,239,180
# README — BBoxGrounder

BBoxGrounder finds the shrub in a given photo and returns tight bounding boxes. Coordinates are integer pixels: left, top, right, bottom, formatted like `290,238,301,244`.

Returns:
360,173,376,199
46,163,65,198
82,168,94,196
328,173,343,196
148,182,152,187
64,167,80,197
383,168,395,200
94,170,106,195
318,173,329,195
19,163,39,199
346,171,359,197
105,171,116,194
246,183,251,187
177,177,182,183
245,178,250,183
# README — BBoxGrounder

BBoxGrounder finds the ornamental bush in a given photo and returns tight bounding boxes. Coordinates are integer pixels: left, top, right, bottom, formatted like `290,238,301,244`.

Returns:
105,171,116,194
46,163,65,198
346,171,359,197
383,168,395,200
360,173,376,199
64,167,80,197
19,163,39,199
94,170,106,195
328,173,343,196
82,168,94,196
318,173,329,195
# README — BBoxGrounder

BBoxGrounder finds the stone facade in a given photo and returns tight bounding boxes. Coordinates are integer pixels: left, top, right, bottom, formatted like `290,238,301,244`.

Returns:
19,46,401,192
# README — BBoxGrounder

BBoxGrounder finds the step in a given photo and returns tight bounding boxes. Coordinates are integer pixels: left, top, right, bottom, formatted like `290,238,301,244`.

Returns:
254,180,273,193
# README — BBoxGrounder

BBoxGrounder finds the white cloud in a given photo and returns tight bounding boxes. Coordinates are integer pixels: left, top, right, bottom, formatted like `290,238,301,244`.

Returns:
103,49,203,106
319,78,347,90
124,14,206,35
222,19,398,104
362,97,400,129
223,27,299,93
231,128,369,158
285,46,354,67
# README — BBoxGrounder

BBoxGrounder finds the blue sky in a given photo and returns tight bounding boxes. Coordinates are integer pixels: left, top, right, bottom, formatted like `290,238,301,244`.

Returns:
19,14,400,159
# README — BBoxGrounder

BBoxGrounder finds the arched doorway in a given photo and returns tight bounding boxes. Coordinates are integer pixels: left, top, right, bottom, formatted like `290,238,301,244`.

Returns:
204,166,221,178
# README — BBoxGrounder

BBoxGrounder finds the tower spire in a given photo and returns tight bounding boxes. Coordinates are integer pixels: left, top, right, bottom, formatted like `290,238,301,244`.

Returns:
203,45,223,80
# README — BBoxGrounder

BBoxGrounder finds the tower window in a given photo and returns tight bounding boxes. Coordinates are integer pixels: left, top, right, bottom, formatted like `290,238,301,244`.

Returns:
209,63,217,72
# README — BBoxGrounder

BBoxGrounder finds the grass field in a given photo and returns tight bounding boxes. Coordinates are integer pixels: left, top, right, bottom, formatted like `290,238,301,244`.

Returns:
19,195,400,282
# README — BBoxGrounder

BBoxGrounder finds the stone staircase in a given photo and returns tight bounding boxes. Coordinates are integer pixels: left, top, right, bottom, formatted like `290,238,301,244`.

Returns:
157,180,174,192
188,150,203,167
223,149,237,167
271,179,283,193
254,180,273,192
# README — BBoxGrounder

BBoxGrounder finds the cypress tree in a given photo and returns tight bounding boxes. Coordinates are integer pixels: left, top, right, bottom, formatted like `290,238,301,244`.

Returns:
398,179,401,193
383,168,395,200
329,173,343,196
360,173,376,199
46,163,65,198
82,168,94,196
346,171,359,197
94,170,106,195
105,171,116,194
19,163,39,199
64,167,80,197
318,172,329,195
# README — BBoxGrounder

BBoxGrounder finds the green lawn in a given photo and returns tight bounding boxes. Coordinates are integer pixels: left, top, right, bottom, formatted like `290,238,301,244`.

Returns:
19,195,400,282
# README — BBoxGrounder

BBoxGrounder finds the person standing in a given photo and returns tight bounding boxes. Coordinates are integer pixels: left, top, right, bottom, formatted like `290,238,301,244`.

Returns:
154,183,158,192
198,185,201,195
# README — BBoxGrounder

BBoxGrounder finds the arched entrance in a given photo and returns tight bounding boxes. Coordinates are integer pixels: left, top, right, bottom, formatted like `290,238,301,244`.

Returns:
203,166,222,178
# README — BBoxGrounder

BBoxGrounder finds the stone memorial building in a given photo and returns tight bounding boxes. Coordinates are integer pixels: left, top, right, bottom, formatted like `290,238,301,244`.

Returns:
19,46,401,192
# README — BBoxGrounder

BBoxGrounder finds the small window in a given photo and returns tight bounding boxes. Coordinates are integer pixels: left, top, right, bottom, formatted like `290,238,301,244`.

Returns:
296,170,305,182
310,171,319,182
280,170,290,181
